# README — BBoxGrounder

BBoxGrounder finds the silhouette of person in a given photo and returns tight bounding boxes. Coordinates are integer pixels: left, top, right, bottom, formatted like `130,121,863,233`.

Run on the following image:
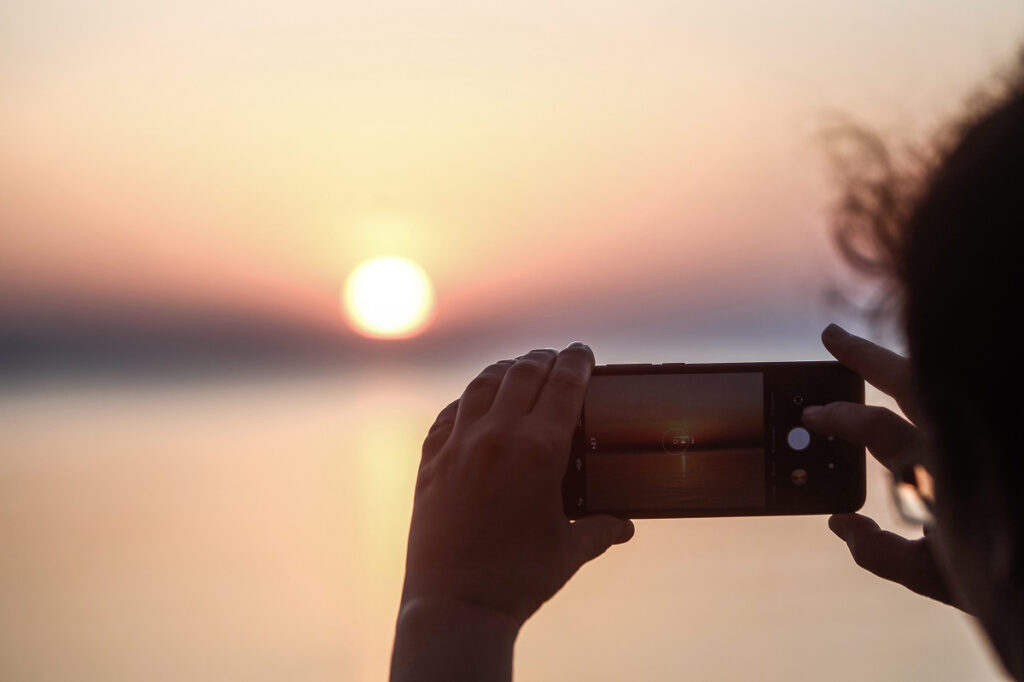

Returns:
390,56,1024,681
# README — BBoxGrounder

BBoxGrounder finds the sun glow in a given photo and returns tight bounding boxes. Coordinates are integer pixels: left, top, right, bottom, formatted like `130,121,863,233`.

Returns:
342,256,436,339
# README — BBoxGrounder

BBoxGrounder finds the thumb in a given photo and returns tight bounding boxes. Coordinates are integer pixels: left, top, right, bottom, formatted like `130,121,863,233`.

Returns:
568,515,635,570
827,512,957,607
828,512,881,543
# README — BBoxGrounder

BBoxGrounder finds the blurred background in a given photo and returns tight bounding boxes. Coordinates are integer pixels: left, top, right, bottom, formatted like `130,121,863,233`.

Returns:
2,1,1022,680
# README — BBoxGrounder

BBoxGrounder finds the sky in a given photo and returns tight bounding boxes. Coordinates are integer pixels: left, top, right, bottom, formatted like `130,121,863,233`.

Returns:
2,1,1023,361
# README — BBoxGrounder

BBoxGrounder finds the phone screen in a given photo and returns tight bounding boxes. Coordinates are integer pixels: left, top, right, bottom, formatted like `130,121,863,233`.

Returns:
583,372,766,511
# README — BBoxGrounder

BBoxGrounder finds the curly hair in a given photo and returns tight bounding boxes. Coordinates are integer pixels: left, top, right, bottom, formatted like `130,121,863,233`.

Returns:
828,52,1024,514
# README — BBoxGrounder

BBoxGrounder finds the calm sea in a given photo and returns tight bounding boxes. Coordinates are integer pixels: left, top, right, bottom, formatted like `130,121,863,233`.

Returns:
0,356,1006,681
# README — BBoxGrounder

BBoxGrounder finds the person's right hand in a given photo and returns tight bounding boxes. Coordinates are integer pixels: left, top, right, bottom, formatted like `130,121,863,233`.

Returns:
391,344,634,682
801,324,961,609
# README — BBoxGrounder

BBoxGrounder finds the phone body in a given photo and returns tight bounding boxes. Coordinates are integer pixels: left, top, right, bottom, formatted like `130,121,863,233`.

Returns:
562,361,865,519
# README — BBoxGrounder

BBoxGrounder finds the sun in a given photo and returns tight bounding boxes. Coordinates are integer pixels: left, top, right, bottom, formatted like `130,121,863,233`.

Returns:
342,256,436,339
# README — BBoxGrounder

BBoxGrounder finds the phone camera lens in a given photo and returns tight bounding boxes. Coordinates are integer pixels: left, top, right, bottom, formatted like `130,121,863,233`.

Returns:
792,395,805,406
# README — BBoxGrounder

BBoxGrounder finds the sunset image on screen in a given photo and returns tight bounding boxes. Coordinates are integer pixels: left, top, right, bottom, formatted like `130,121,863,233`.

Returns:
584,372,765,511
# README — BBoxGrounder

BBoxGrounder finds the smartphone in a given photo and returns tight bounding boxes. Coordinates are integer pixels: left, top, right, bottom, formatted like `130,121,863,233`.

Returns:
562,361,865,519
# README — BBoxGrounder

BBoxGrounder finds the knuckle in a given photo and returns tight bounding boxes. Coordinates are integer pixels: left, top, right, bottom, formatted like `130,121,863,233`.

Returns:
517,349,557,366
846,334,873,358
422,423,451,452
825,400,853,416
521,427,554,455
847,537,886,574
850,545,871,569
468,422,511,454
848,334,869,351
462,417,565,466
465,370,503,393
414,459,441,493
863,405,896,431
421,432,436,454
817,402,843,419
843,533,868,566
521,351,555,367
585,528,614,560
483,360,512,376
531,433,571,470
505,421,557,458
813,401,851,427
506,361,547,382
546,366,587,392
428,411,455,434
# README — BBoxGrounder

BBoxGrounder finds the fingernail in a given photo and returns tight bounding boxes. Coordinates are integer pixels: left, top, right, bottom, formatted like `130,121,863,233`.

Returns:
568,341,590,350
802,405,822,418
823,323,849,342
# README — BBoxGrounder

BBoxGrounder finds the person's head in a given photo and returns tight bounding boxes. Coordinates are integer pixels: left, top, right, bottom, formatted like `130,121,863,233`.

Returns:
832,55,1024,677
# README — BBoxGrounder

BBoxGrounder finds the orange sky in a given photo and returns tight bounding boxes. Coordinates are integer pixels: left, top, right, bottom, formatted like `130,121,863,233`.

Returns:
2,1,1022,341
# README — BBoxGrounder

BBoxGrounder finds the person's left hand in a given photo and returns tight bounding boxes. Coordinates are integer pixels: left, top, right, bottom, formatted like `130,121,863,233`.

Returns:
802,325,957,608
398,344,635,629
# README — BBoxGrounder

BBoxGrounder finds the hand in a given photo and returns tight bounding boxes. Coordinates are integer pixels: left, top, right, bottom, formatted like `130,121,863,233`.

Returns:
392,344,634,681
801,324,960,609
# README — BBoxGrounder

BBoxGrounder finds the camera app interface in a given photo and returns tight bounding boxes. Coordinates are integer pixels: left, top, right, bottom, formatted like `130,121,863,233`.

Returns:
584,372,766,511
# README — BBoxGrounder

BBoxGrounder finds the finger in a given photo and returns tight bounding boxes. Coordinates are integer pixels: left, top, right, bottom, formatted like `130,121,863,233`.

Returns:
802,401,917,470
453,360,515,429
422,399,459,463
488,349,559,415
829,513,954,606
821,324,921,421
531,342,595,430
567,515,635,573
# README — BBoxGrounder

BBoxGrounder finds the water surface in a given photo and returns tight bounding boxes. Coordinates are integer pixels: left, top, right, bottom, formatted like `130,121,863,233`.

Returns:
0,360,1005,681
